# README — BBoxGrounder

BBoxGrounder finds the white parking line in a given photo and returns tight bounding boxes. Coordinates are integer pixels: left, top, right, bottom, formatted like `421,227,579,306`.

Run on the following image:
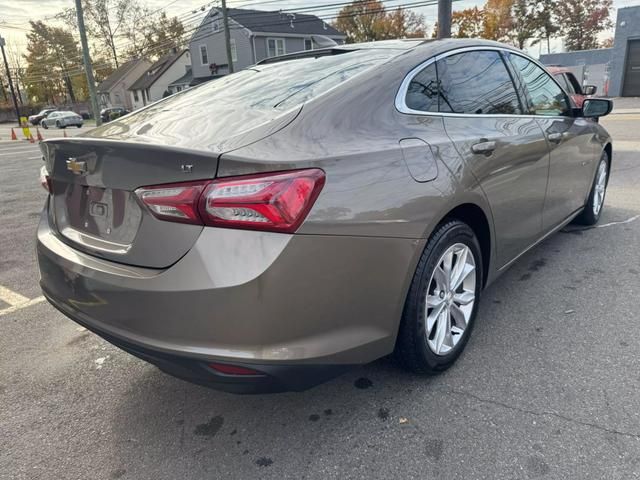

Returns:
0,285,46,317
0,148,39,155
0,285,29,305
0,296,46,317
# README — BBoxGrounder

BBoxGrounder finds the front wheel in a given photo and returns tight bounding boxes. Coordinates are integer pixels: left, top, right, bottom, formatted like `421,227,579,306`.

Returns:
42,122,48,129
574,151,609,226
395,220,483,374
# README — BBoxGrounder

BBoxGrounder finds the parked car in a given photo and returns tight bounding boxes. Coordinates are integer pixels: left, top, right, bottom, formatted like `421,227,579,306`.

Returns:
28,108,57,126
37,40,613,393
41,111,83,129
548,66,597,108
100,106,129,122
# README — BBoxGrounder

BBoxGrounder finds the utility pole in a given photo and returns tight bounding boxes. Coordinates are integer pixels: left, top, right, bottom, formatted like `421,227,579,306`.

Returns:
0,35,21,126
221,0,234,74
75,0,101,126
437,0,452,39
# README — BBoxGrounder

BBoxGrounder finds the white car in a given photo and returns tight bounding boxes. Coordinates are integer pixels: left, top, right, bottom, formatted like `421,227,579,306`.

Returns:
41,111,83,129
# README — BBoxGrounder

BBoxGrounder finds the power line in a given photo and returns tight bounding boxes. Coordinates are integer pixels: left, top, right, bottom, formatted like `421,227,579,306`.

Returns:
19,0,446,84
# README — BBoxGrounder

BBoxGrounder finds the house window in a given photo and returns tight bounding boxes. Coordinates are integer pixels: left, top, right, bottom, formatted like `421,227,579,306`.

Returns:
133,90,139,102
211,18,220,33
304,38,313,51
230,38,237,62
267,38,285,57
200,45,208,65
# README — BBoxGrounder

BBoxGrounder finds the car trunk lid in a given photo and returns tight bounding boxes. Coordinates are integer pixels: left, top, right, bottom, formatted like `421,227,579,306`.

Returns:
42,138,218,269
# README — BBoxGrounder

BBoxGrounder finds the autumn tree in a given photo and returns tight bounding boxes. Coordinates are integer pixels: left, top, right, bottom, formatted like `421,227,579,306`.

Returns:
451,7,485,38
333,1,426,43
386,8,427,38
556,0,612,51
482,0,514,42
601,37,614,48
122,8,186,58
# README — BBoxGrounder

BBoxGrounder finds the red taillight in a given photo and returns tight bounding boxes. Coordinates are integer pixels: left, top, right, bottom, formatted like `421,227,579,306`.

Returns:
135,181,205,224
136,169,325,233
208,363,264,376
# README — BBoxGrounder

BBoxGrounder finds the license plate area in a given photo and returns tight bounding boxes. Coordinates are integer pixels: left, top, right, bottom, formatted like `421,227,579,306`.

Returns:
53,182,143,253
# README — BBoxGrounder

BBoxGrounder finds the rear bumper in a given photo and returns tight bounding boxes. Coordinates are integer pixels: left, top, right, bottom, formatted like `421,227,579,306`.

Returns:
45,292,347,393
37,205,422,392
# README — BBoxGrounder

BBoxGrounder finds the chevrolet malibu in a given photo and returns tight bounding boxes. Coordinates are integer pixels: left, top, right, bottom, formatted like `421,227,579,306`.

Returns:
37,39,613,393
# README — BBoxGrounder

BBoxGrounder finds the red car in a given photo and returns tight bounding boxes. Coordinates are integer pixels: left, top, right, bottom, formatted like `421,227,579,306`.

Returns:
547,66,597,108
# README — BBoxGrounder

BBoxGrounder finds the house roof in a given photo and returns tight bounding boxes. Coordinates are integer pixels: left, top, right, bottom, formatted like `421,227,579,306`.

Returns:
129,50,188,91
222,8,345,37
97,59,149,93
168,66,193,87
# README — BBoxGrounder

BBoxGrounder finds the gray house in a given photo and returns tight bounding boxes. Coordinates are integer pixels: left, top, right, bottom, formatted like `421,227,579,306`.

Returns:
189,8,346,82
96,59,151,110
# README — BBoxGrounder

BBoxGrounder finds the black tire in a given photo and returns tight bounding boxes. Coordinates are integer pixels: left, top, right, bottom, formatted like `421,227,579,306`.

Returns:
395,220,483,374
574,151,609,226
42,122,48,129
77,125,82,128
55,121,61,128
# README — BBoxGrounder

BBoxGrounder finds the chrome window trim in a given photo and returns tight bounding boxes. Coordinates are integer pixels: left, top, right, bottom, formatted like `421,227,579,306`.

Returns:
394,45,572,120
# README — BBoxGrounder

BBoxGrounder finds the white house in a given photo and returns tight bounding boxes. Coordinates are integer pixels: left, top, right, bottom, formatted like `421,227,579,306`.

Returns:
128,49,191,110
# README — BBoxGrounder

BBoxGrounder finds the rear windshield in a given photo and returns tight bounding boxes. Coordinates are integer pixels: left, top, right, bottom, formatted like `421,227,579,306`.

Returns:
142,49,395,113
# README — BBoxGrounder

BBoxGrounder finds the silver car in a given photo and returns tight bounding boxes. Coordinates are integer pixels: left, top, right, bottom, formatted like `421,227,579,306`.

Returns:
37,39,613,393
41,111,83,129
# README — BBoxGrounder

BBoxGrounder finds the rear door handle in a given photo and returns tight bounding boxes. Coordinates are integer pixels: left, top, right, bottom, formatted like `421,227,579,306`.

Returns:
547,132,564,143
471,140,496,155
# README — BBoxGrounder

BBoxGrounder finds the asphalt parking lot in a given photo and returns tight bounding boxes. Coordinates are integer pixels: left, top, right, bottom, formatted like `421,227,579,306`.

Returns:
1,107,640,480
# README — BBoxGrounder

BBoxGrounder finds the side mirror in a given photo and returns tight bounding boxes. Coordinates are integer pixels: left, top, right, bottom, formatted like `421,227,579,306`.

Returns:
583,85,597,96
582,98,612,118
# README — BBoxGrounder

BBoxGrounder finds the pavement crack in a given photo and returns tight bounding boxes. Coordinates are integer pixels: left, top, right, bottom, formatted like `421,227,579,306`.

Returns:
449,389,640,440
562,214,639,234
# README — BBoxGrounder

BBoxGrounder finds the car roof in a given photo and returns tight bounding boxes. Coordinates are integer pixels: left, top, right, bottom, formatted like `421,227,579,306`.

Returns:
258,38,519,66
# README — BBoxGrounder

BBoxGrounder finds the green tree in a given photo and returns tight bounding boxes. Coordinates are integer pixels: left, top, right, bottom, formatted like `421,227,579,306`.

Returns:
23,21,87,103
556,0,612,51
530,0,560,54
510,0,538,49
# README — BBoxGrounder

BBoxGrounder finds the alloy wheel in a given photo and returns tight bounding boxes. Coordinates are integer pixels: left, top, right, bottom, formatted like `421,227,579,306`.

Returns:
425,243,476,356
592,160,607,216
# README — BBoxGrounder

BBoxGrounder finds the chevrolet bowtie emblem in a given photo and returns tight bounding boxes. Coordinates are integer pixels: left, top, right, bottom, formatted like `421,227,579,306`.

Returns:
66,158,87,175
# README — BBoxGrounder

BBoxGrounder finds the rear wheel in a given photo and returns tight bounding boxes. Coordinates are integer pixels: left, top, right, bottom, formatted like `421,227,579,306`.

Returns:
574,151,609,226
42,122,48,129
395,220,483,374
55,121,61,129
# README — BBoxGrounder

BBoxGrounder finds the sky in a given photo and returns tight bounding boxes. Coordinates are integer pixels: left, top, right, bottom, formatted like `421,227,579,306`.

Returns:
0,0,635,59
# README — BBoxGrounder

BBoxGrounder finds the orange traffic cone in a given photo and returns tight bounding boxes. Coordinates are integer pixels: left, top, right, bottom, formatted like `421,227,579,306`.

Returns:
29,133,35,143
63,130,68,138
36,127,43,141
10,128,17,140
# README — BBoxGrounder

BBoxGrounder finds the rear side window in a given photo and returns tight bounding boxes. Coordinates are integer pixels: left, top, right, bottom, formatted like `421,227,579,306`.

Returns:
507,54,570,116
405,63,439,112
436,51,521,115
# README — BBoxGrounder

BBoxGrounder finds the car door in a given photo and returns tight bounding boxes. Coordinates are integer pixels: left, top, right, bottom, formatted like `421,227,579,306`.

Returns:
505,53,598,232
434,49,551,268
44,113,56,127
